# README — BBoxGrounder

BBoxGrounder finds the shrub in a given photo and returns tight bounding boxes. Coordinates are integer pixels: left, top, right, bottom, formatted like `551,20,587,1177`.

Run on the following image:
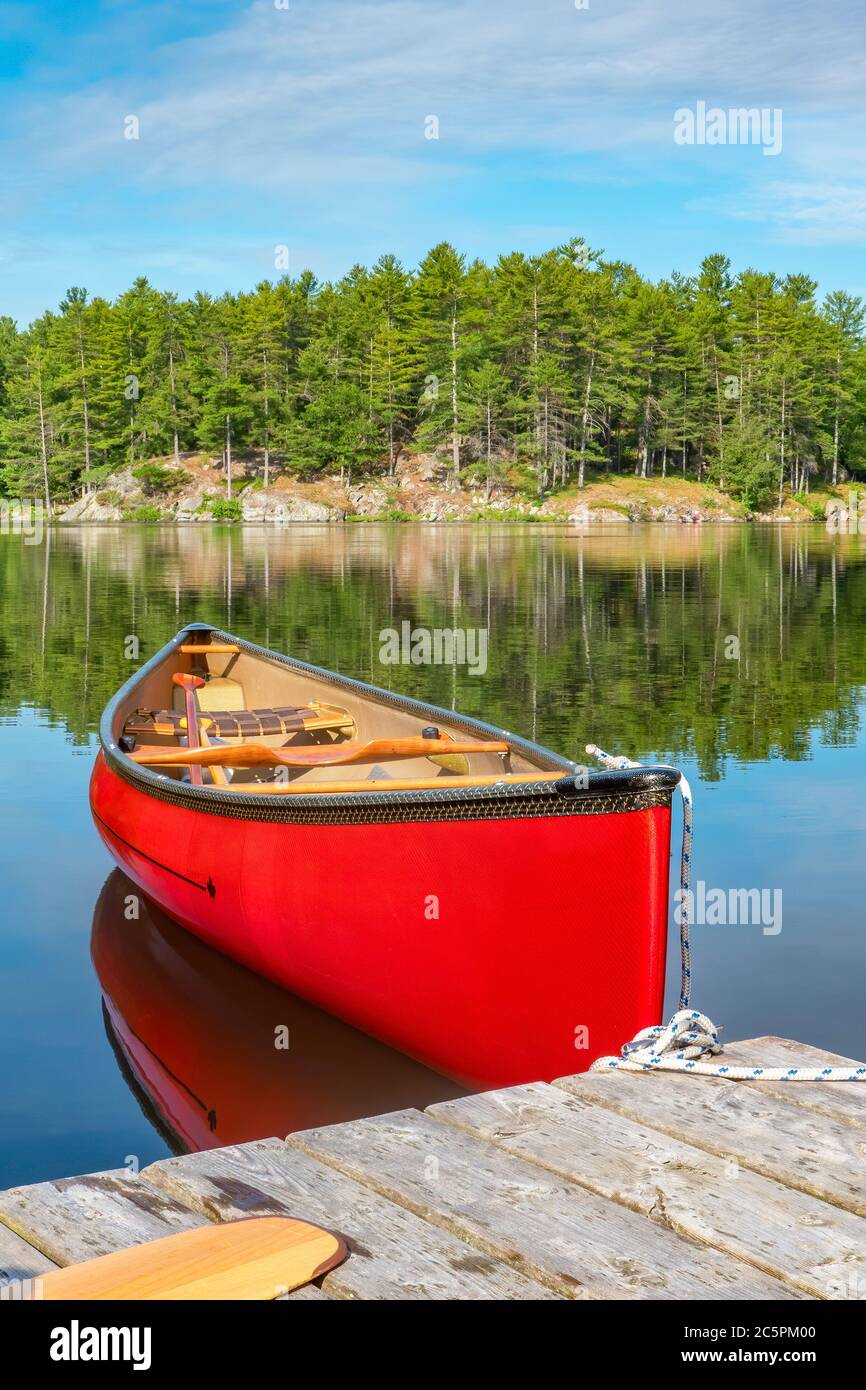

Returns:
127,503,163,523
209,497,243,521
708,427,778,511
792,491,825,519
132,462,185,496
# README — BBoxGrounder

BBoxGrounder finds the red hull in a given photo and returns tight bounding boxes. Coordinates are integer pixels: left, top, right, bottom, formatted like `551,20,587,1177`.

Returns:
91,753,671,1088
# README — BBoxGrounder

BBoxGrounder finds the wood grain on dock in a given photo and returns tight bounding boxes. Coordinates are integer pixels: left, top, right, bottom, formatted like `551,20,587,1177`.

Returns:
1,1036,864,1300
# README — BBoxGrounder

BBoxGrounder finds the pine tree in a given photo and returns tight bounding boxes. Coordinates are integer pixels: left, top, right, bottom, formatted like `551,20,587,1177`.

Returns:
55,288,95,493
413,243,473,486
141,291,193,464
197,295,253,497
459,358,517,497
0,324,55,509
824,291,865,485
241,281,286,487
367,256,414,474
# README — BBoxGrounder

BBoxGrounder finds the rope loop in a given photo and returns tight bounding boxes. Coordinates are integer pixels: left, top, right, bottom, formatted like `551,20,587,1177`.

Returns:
584,744,866,1082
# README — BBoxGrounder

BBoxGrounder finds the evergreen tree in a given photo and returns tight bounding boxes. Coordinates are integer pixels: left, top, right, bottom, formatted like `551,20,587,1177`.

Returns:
413,243,474,485
55,288,95,493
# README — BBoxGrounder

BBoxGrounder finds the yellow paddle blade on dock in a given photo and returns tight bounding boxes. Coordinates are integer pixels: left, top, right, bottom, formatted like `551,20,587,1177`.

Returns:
39,1216,347,1301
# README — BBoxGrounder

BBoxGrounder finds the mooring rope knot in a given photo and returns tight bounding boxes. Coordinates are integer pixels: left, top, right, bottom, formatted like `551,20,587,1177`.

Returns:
584,744,866,1082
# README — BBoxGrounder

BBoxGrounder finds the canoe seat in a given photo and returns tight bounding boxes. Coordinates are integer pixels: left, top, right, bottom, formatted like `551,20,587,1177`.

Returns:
124,702,356,741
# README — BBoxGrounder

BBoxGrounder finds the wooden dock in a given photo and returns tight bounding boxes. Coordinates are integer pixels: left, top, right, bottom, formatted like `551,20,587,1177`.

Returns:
2,1034,865,1300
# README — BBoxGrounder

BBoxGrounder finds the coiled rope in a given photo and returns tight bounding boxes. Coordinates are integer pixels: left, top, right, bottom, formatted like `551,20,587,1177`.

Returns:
585,744,866,1082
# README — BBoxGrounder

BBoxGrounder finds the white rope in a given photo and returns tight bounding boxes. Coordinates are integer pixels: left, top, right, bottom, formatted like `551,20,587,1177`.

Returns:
584,744,866,1082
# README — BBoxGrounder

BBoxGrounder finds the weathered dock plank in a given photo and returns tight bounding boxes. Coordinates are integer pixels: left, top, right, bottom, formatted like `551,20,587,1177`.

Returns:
556,1066,866,1218
142,1137,560,1300
289,1108,799,1299
722,1036,866,1130
429,1080,866,1299
0,1170,203,1267
0,1224,57,1292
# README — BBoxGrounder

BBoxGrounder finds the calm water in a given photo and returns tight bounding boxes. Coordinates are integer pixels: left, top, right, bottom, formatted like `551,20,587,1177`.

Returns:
1,522,865,1187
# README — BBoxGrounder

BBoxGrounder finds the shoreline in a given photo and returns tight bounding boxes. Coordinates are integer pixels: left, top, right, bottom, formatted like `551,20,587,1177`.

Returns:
4,450,856,530
40,513,833,527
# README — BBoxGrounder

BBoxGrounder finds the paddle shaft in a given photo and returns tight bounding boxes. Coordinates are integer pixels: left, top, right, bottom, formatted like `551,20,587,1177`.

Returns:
131,735,510,770
172,673,206,786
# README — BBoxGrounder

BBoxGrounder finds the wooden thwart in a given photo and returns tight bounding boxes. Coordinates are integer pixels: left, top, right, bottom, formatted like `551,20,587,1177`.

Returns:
39,1216,346,1301
179,644,241,655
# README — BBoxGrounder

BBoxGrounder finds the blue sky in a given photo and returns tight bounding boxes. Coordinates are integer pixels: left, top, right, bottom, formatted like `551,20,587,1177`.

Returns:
1,0,864,325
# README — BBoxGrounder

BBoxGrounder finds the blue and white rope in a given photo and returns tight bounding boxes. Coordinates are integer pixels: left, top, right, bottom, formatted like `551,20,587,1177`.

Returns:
584,744,866,1082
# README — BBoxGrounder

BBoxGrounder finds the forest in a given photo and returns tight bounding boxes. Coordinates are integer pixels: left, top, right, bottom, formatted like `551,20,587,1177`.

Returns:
0,241,864,514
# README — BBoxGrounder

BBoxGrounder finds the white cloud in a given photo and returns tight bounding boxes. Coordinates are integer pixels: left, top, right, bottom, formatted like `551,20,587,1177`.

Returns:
5,0,865,194
697,181,866,245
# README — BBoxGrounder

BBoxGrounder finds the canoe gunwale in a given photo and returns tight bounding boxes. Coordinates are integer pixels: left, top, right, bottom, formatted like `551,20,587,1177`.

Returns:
98,622,680,823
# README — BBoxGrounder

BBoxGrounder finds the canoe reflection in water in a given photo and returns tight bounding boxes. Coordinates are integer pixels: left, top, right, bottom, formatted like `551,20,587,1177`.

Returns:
92,870,467,1154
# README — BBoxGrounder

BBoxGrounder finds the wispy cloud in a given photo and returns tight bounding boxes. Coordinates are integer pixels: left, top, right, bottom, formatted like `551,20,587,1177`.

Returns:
7,0,865,190
698,181,866,245
1,0,865,320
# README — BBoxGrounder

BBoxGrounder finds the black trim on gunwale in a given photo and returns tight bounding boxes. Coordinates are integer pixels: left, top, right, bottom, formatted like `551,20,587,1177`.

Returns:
98,622,680,824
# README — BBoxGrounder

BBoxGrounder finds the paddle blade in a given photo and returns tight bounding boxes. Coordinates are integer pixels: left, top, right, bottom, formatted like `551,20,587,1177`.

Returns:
39,1216,347,1301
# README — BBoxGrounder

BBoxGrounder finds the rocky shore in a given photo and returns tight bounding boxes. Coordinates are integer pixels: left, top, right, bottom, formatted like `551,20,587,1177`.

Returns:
55,450,833,525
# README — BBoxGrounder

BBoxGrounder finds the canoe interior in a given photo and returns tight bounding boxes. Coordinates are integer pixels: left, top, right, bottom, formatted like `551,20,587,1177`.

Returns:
113,628,559,791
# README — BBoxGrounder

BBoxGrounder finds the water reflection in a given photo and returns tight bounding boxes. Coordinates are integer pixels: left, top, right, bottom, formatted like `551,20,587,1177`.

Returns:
2,522,865,778
92,870,465,1153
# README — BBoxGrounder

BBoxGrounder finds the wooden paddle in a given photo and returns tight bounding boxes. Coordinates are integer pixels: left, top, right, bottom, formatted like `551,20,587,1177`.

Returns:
38,1216,347,1301
172,672,205,787
131,735,510,770
197,718,230,788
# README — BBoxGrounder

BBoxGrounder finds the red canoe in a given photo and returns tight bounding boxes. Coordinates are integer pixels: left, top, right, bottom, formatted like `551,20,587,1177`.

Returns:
90,623,677,1088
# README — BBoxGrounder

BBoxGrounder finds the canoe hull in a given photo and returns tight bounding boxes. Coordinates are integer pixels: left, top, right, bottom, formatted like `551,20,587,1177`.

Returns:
90,752,671,1088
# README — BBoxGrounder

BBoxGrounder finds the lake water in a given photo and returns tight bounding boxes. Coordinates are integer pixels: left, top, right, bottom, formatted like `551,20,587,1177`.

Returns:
1,522,865,1187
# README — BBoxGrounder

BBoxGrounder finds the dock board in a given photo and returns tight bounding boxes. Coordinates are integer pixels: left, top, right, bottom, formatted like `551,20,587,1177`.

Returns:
1,1036,864,1300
